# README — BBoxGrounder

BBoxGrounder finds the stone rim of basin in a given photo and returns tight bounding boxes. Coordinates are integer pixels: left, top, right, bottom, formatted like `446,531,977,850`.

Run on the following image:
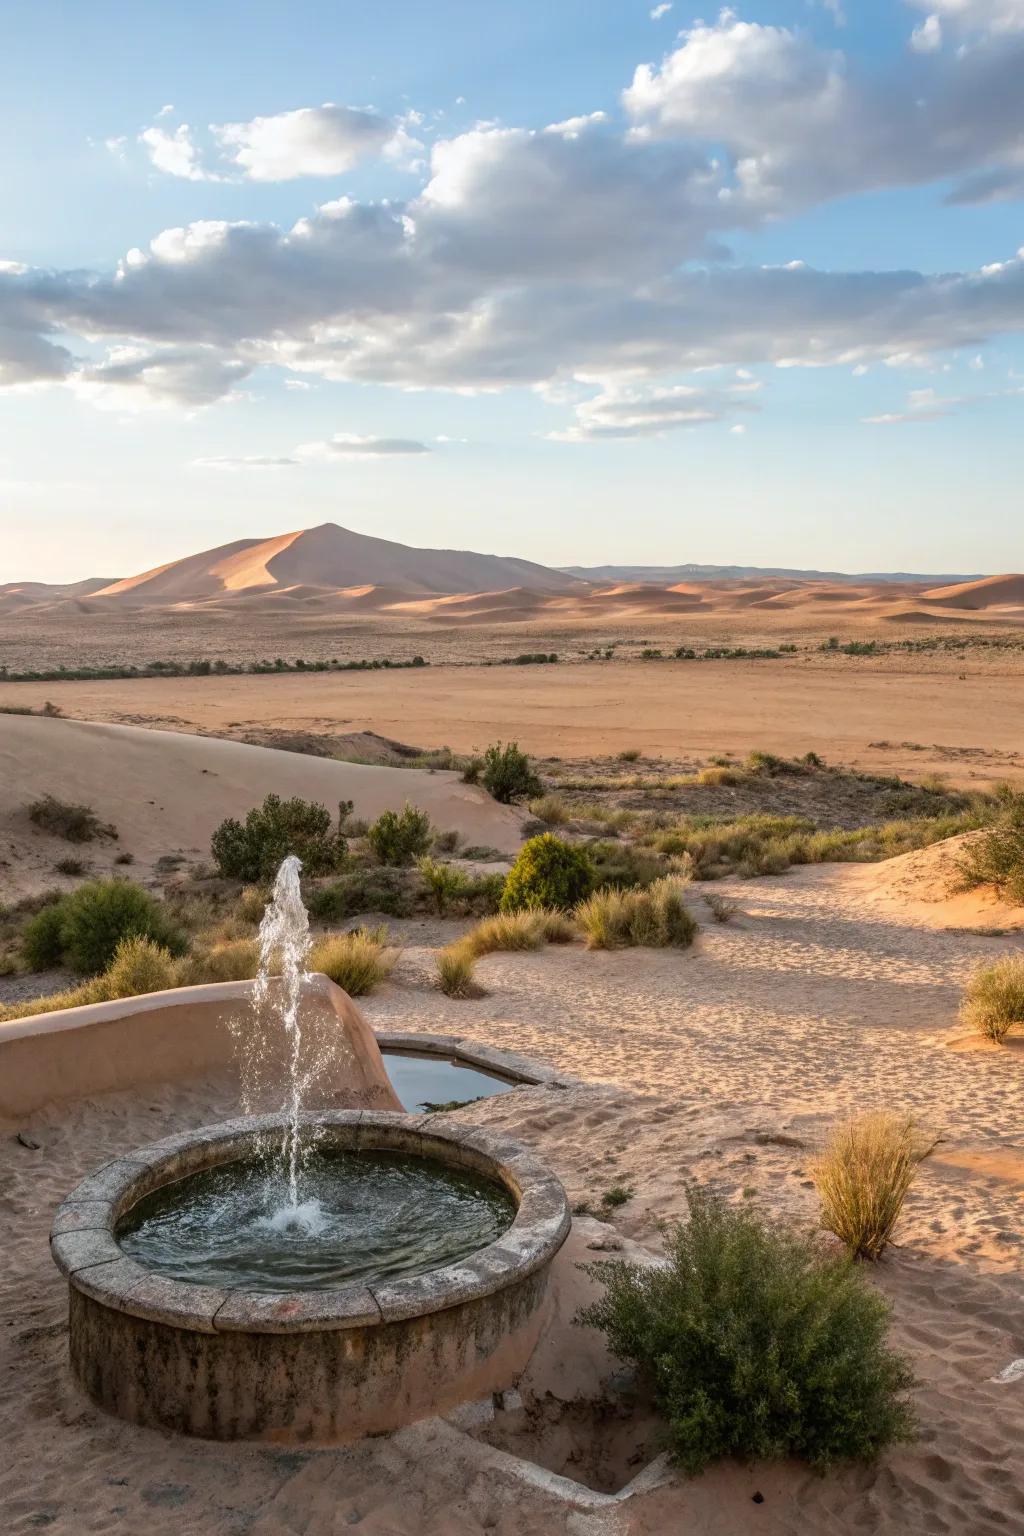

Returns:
50,1109,571,1333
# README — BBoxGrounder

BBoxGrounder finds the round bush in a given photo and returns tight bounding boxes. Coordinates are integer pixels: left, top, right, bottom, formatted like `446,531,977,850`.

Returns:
578,1185,916,1474
58,879,188,976
210,794,349,881
501,834,594,912
22,900,69,971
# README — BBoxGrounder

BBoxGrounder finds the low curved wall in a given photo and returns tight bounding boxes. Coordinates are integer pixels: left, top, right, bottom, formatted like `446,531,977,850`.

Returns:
52,1111,571,1442
0,974,401,1121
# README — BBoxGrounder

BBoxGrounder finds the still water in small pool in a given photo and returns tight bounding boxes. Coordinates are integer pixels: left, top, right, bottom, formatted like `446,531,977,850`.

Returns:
118,1148,515,1291
381,1050,514,1112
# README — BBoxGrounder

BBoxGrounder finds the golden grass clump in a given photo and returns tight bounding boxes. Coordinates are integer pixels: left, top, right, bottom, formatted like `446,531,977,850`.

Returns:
435,942,479,998
179,938,261,984
814,1112,938,1260
528,793,571,826
0,935,179,1021
531,909,578,944
308,927,394,996
464,910,548,955
238,885,269,924
959,955,1024,1043
576,876,697,951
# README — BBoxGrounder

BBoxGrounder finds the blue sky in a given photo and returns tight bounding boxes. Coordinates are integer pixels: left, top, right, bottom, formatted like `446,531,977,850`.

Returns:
1,0,1022,582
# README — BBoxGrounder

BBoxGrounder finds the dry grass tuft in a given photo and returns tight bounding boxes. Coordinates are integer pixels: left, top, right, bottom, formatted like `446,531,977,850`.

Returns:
435,942,480,998
814,1112,938,1260
576,876,697,950
309,927,394,996
959,955,1024,1043
528,793,571,826
465,910,547,955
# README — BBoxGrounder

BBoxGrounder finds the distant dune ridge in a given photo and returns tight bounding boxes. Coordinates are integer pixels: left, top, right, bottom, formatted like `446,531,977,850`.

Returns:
2,522,1020,627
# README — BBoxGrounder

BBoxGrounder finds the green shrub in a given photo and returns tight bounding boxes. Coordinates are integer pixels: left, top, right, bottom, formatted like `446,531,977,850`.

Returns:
501,834,594,912
57,879,188,975
306,868,414,921
417,856,471,914
435,942,478,998
588,840,666,891
367,803,433,866
22,900,69,970
576,877,696,950
27,794,116,843
578,1186,916,1474
960,955,1024,1043
211,794,349,881
814,1113,937,1260
958,790,1024,903
479,741,542,804
309,927,393,996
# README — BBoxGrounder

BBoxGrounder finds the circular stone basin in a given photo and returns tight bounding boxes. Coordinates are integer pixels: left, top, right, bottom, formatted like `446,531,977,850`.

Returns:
118,1147,516,1290
51,1111,570,1443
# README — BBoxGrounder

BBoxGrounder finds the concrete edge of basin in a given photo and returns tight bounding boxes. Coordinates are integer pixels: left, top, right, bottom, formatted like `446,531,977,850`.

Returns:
51,1109,571,1337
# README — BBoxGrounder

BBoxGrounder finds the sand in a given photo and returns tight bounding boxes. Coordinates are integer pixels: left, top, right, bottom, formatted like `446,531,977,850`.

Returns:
0,716,523,899
3,859,1024,1533
4,658,1024,790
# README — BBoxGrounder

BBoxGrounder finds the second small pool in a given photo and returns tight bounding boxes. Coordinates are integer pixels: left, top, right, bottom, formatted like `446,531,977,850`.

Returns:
380,1049,516,1113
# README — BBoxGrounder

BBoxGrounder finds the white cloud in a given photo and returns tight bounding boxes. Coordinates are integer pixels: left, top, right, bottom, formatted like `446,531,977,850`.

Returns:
192,454,298,469
650,3,673,18
548,379,760,441
139,124,214,182
214,104,395,180
864,386,967,423
71,346,252,410
907,0,1024,35
910,14,943,50
297,433,432,458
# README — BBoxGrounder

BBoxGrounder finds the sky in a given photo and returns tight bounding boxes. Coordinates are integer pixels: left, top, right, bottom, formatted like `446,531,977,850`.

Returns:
1,0,1023,583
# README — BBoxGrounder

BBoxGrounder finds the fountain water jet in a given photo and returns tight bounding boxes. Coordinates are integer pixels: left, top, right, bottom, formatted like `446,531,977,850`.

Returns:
252,854,312,1208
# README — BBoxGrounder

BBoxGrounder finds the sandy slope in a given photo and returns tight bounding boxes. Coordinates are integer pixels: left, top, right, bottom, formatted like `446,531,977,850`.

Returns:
2,862,1023,1533
0,717,523,898
4,658,1024,790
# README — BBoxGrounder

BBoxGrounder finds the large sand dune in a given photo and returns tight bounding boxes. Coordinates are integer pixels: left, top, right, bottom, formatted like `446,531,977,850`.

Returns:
0,717,523,898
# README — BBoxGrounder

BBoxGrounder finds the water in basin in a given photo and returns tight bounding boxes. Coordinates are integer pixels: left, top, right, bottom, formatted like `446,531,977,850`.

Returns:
381,1050,515,1113
117,1147,515,1291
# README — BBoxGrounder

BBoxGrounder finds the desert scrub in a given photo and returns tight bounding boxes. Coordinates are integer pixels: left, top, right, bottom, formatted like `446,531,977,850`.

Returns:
501,834,594,912
814,1113,938,1260
22,879,187,976
577,1185,916,1474
417,856,471,914
211,794,350,881
465,910,547,955
306,867,415,921
531,909,578,943
28,794,116,844
0,936,180,1021
576,877,697,950
957,788,1024,904
959,955,1024,1043
435,942,479,998
179,938,261,984
587,840,667,890
308,927,394,996
238,885,269,924
528,793,571,826
477,741,542,804
367,803,433,866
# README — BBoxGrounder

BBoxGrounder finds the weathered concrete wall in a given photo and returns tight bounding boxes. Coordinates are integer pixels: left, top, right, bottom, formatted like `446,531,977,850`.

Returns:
52,1112,571,1443
0,974,401,1120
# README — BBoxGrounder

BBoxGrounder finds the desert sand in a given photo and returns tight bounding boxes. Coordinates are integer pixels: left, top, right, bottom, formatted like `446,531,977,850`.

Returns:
3,859,1024,1533
0,716,523,900
4,657,1024,790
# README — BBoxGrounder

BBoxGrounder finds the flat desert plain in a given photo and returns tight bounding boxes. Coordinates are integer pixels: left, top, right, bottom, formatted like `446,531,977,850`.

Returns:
3,653,1024,788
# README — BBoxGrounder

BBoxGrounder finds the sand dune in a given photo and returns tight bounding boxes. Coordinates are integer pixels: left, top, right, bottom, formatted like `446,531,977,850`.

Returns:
0,717,523,899
922,574,1024,610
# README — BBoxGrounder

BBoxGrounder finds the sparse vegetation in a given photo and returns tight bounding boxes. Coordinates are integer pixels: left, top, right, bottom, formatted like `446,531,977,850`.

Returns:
959,955,1024,1043
306,868,415,921
814,1113,938,1260
308,927,394,996
578,1185,916,1474
417,856,471,914
501,833,594,912
178,937,260,984
366,803,433,866
28,794,116,844
576,876,696,950
22,879,187,976
478,741,542,804
54,857,87,877
211,794,350,881
435,942,479,998
528,792,571,826
465,910,548,955
958,788,1024,904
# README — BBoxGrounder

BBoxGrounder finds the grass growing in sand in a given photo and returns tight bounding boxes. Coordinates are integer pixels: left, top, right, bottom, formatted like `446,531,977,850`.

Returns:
435,942,479,998
308,927,394,996
579,1185,916,1473
814,1112,938,1260
957,788,1024,905
960,956,1024,1043
576,877,697,950
28,794,116,844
